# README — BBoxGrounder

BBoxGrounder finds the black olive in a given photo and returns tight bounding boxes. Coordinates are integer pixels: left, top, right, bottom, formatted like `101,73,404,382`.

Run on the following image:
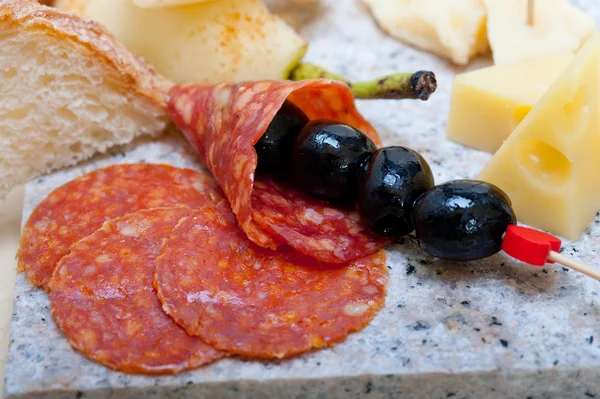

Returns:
254,100,309,175
412,180,516,261
291,120,377,203
357,146,434,237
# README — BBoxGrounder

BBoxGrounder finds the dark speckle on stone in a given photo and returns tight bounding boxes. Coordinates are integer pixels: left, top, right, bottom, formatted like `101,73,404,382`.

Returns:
422,339,427,345
562,267,569,272
543,269,548,274
409,321,430,331
554,360,559,366
387,266,392,270
419,259,428,265
41,318,45,322
447,393,456,398
585,392,596,398
76,391,84,398
527,396,533,399
406,265,416,275
461,301,470,307
187,381,193,386
482,338,487,343
474,327,481,332
364,381,373,394
588,336,594,344
500,339,508,348
391,346,398,351
316,362,321,366
397,303,405,308
489,317,502,326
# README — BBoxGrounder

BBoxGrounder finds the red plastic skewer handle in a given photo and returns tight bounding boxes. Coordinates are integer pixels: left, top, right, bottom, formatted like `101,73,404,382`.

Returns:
502,225,561,266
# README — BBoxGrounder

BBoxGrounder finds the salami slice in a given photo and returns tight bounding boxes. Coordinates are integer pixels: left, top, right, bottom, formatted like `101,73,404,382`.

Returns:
50,207,225,374
168,79,390,263
18,163,222,289
154,202,388,359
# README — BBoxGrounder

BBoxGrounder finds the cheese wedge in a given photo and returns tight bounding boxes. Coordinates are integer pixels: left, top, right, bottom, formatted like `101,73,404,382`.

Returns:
485,0,596,65
364,0,489,65
478,33,600,240
447,53,574,153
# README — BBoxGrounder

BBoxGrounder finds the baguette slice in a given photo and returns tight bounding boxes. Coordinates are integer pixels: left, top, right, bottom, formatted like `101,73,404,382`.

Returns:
0,0,174,198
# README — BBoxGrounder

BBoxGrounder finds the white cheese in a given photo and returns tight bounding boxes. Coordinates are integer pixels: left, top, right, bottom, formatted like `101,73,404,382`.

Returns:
364,0,489,65
485,0,596,65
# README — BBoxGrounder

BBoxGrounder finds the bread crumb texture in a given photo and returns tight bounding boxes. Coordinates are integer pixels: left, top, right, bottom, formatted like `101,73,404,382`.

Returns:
0,0,173,197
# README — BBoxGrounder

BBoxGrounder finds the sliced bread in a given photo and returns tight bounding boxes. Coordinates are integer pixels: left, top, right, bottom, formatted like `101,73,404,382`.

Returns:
0,0,174,197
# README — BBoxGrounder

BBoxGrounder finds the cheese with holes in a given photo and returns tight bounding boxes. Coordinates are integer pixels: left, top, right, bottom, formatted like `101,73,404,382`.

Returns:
364,0,489,65
485,0,595,65
478,33,600,240
447,53,574,153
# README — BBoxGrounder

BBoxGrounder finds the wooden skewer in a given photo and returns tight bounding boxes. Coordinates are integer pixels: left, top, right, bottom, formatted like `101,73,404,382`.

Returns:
547,251,600,281
527,0,535,26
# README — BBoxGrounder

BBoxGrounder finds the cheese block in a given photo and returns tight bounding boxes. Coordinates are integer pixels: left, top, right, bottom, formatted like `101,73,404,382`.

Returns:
56,0,307,84
363,0,489,65
485,0,596,65
447,53,574,153
477,33,600,240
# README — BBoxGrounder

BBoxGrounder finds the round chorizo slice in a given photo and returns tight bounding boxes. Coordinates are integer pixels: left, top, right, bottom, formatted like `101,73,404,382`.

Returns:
50,207,225,374
18,163,222,290
154,202,388,359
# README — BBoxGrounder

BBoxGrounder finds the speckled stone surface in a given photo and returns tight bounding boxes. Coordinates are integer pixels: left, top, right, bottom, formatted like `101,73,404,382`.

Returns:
5,1,600,398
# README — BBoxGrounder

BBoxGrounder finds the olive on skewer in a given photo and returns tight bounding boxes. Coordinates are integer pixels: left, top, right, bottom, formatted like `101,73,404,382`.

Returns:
412,180,516,261
255,100,309,175
291,120,377,203
254,102,600,280
357,147,434,237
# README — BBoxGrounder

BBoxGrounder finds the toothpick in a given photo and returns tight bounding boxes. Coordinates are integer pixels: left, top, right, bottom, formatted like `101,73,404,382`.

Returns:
547,251,600,281
527,0,535,26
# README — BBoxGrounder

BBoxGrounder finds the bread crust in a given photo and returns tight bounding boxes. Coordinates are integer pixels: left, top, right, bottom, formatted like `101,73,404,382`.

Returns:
0,0,174,108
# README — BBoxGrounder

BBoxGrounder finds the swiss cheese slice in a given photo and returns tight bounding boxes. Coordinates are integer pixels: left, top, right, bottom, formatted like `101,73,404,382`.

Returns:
485,0,595,65
447,53,574,153
477,33,600,240
364,0,489,65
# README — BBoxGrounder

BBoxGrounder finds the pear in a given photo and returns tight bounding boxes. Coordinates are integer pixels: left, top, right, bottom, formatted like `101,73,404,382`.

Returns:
133,0,211,7
290,64,437,101
55,0,437,100
55,0,307,84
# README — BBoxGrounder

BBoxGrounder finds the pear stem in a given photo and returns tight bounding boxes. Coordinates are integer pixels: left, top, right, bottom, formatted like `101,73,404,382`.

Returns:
288,63,437,101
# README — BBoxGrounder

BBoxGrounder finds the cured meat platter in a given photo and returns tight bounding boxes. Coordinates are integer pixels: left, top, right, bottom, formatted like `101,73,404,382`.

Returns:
5,1,600,398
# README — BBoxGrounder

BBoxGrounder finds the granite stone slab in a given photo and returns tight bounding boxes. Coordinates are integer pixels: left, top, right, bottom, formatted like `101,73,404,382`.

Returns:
5,1,600,398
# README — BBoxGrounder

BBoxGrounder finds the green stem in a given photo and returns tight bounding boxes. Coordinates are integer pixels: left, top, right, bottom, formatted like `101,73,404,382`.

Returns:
288,63,437,101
